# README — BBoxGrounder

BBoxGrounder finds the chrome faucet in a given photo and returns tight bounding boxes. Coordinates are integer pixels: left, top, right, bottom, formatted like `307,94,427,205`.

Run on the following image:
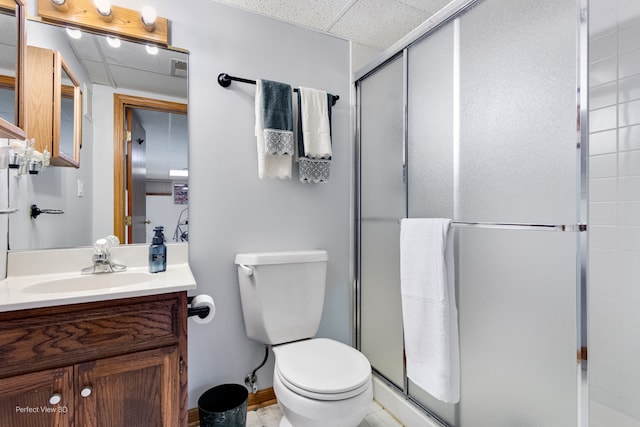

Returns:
81,236,127,274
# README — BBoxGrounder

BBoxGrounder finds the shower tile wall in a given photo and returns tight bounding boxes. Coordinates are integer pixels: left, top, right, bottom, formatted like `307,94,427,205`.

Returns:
589,0,640,423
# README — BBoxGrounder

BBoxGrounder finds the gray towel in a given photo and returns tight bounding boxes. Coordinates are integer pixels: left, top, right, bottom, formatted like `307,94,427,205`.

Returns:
260,79,294,155
297,91,333,183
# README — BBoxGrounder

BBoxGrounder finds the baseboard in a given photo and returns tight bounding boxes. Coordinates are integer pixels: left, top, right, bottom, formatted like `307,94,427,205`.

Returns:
187,408,199,427
247,387,277,411
188,387,276,426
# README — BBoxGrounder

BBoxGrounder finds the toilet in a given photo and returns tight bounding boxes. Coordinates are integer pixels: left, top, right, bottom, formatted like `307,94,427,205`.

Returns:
235,250,373,427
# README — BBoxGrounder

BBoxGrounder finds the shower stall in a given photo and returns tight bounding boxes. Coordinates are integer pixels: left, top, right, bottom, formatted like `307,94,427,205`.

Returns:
355,0,590,425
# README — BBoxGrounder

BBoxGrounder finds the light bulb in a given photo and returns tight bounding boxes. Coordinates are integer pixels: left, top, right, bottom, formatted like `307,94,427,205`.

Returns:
141,6,157,26
66,28,82,39
93,0,111,17
51,0,66,5
106,36,121,48
145,45,159,55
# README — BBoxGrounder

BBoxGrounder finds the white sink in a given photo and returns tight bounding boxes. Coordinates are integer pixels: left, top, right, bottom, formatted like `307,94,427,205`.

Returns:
21,272,153,294
0,243,197,312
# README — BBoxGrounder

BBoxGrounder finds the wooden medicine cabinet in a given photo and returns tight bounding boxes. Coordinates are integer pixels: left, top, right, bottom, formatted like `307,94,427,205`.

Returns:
26,46,81,168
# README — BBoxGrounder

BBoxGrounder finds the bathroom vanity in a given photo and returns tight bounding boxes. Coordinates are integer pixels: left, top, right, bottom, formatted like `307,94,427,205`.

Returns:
0,243,195,427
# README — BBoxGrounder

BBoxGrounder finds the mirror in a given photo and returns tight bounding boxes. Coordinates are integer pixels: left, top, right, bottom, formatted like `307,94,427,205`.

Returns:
8,20,188,250
0,0,25,139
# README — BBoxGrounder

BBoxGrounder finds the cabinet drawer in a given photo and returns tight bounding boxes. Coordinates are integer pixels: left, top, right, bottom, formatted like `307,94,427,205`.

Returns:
0,293,184,379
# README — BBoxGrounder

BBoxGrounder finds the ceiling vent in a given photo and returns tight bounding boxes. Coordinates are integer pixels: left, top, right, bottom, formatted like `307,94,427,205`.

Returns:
171,59,188,78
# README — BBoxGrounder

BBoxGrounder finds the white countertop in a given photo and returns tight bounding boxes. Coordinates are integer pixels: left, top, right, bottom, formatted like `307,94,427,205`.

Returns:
0,243,197,312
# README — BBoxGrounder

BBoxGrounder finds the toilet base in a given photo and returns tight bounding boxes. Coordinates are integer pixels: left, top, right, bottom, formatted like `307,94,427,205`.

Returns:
273,367,373,427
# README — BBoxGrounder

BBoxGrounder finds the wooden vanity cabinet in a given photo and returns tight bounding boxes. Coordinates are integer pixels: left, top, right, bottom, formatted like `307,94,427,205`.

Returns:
0,292,188,427
0,367,73,427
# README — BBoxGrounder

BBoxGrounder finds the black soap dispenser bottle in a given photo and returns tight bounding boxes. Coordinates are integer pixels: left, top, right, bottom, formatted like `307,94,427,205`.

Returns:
149,226,167,273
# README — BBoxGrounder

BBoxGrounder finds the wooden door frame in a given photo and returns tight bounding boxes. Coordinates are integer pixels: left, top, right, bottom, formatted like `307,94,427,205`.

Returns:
113,94,187,243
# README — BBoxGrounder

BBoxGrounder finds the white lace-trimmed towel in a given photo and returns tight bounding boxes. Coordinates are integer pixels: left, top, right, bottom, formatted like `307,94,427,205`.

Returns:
400,218,460,404
255,79,294,179
297,88,333,183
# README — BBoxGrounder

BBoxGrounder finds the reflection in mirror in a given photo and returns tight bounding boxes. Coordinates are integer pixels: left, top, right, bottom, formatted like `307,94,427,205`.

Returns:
123,106,188,245
26,46,82,168
0,9,16,124
0,0,24,137
8,20,188,251
59,62,78,162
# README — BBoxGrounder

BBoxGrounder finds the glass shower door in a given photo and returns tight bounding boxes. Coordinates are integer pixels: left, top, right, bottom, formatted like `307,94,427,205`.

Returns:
358,0,582,425
454,1,579,423
358,55,405,389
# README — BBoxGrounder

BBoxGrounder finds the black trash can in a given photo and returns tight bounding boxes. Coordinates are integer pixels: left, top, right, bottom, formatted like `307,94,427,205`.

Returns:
198,384,248,427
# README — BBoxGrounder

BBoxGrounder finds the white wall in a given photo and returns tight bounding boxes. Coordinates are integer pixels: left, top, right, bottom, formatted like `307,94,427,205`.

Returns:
352,42,383,74
588,0,640,423
103,0,351,408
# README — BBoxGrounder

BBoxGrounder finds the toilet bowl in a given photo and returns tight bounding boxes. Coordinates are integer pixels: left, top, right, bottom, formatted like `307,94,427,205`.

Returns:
235,251,373,426
272,338,373,427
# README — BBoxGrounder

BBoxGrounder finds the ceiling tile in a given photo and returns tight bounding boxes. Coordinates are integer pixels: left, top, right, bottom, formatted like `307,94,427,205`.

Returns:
397,0,453,15
68,35,104,62
217,0,353,31
329,0,430,49
109,65,188,99
81,59,112,85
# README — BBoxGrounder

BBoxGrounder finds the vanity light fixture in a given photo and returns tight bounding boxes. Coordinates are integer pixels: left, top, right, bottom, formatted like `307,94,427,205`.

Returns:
145,45,159,55
141,6,156,32
38,0,169,47
66,27,82,39
106,36,121,48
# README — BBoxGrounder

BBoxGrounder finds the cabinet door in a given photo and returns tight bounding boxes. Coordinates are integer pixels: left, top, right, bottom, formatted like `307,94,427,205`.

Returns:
0,367,73,427
76,346,179,427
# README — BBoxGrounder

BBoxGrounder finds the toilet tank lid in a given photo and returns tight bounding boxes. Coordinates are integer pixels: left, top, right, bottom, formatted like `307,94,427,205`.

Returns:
235,250,328,266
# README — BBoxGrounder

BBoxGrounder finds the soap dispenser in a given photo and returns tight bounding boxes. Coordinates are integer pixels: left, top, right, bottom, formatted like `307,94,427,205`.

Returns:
149,226,167,273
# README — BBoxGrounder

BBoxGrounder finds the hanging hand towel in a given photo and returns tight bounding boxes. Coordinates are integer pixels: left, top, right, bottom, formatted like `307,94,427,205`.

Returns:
400,218,460,404
255,79,293,179
297,90,333,183
299,87,332,158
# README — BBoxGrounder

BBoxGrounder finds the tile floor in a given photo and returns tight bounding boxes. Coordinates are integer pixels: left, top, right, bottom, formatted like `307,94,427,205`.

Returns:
246,400,403,427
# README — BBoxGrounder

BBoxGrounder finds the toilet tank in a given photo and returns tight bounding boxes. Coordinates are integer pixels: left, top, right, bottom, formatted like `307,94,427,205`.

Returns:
235,250,328,345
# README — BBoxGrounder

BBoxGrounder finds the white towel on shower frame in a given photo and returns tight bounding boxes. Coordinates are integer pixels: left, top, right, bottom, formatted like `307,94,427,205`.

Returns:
400,218,460,404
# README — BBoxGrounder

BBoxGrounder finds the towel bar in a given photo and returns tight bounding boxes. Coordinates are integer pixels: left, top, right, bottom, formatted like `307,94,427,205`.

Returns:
363,217,588,232
217,73,340,106
450,221,587,232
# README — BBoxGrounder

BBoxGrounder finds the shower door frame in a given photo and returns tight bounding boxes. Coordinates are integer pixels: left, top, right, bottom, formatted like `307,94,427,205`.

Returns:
352,0,590,425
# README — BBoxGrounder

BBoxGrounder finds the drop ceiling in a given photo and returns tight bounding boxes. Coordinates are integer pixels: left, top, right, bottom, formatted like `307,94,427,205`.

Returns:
65,32,189,99
214,0,453,51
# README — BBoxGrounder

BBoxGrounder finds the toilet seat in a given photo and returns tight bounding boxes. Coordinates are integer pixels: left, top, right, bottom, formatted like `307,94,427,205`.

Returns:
273,338,371,401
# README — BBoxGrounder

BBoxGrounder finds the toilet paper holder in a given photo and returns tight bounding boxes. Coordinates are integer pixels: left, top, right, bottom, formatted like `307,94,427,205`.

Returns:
187,296,210,319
